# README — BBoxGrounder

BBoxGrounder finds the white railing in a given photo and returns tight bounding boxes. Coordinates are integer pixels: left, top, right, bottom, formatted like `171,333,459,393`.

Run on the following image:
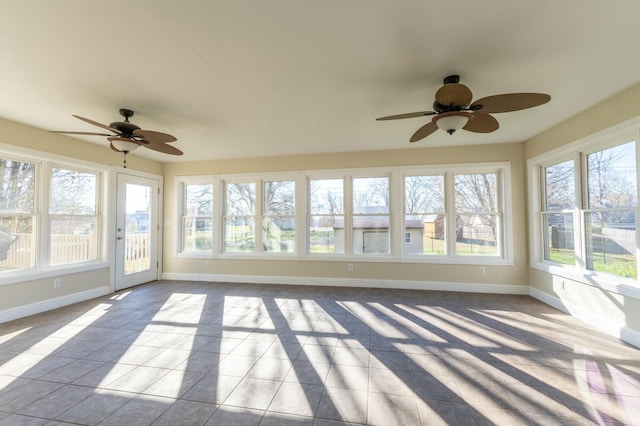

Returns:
0,233,149,272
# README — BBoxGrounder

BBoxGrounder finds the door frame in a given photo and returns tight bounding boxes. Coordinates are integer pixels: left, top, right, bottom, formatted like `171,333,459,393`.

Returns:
108,167,163,292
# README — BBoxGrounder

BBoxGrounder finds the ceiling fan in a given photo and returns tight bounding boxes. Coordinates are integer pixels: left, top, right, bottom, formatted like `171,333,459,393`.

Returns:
51,108,182,166
376,75,551,142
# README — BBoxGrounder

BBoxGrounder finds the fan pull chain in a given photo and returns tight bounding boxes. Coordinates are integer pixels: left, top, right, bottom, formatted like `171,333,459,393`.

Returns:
123,151,128,168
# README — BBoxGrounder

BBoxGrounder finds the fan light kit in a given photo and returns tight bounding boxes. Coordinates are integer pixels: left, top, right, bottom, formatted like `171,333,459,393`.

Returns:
51,108,182,167
376,75,550,142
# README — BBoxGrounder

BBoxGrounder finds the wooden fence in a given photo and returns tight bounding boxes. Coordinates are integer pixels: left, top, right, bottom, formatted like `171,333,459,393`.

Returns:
0,233,149,271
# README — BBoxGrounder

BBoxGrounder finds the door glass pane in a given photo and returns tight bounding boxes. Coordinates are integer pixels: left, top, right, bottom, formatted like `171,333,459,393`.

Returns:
125,183,151,275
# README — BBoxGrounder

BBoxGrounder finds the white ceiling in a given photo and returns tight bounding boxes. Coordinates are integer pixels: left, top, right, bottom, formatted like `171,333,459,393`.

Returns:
1,1,639,162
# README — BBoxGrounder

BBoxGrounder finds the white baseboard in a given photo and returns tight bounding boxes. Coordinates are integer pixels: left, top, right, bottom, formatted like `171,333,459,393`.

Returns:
0,286,111,324
161,272,529,295
529,287,640,349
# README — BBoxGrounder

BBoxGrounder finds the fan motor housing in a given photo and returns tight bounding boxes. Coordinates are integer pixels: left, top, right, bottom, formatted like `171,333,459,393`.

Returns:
109,121,141,137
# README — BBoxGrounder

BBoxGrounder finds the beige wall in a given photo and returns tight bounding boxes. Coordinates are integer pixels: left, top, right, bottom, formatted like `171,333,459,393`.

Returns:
162,143,530,290
0,116,163,321
525,82,640,340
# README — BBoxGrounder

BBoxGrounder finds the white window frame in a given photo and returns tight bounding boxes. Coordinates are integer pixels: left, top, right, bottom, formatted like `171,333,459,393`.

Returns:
47,163,102,267
528,116,640,297
0,143,109,285
175,162,513,265
175,175,216,258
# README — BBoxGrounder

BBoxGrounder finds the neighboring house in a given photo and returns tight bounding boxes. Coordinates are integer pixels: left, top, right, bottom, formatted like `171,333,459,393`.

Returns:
333,219,424,254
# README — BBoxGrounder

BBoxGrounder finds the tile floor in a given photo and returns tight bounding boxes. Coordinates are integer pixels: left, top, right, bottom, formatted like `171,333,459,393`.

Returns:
0,280,639,425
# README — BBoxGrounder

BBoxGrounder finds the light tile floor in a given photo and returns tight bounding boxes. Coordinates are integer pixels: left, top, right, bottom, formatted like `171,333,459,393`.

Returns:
0,280,639,425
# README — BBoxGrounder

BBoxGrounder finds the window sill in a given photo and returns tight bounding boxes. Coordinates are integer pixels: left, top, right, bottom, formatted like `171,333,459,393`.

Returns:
531,261,640,299
0,261,110,286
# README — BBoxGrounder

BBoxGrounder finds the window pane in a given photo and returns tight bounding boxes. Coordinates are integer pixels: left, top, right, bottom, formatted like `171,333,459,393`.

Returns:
353,177,389,214
310,215,343,253
309,179,344,254
50,168,96,214
183,217,213,251
455,173,499,256
310,179,344,214
545,160,575,210
0,216,34,271
585,211,636,278
353,217,390,254
588,141,637,209
224,216,255,252
455,214,498,256
405,175,444,213
543,213,575,265
50,216,98,264
263,217,295,252
406,214,445,255
455,173,497,213
226,183,255,215
264,181,295,215
405,175,445,255
0,159,35,213
186,184,213,216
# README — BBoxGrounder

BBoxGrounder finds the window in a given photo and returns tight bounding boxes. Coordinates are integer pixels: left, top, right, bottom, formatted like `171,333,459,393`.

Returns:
263,180,296,253
585,142,636,278
352,176,390,254
224,182,256,253
454,172,500,256
529,119,639,288
405,175,445,255
0,151,106,277
0,158,36,271
180,180,213,253
542,160,575,265
178,162,511,264
308,178,344,254
49,167,99,265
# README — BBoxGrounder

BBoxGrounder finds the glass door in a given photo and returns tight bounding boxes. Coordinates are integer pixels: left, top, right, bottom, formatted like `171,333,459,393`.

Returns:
115,173,159,290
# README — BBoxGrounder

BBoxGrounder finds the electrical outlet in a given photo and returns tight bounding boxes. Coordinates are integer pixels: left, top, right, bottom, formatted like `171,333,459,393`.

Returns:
348,263,354,272
479,267,486,276
53,279,61,288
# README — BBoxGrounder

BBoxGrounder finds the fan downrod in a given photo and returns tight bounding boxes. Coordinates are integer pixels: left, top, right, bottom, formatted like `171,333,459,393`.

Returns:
443,75,460,85
119,108,134,122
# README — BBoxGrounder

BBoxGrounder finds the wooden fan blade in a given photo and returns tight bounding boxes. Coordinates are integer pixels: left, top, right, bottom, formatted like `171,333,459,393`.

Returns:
143,140,183,155
73,115,122,134
376,111,436,120
470,93,551,113
435,83,473,106
463,113,499,133
49,131,113,136
410,121,438,142
133,129,177,143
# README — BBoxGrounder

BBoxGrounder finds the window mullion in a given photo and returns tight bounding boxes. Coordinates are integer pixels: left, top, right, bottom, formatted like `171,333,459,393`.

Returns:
445,171,455,256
